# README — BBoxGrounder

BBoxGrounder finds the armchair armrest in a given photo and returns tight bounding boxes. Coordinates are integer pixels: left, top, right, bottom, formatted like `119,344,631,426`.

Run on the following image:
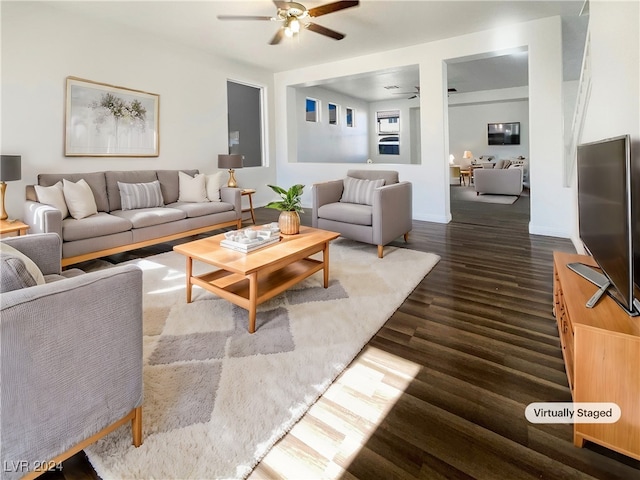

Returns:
23,200,63,238
1,232,62,275
1,264,143,476
372,181,413,245
312,180,344,227
220,187,242,218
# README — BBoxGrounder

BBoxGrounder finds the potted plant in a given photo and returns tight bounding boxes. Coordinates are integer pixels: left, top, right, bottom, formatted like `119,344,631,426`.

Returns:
265,184,304,235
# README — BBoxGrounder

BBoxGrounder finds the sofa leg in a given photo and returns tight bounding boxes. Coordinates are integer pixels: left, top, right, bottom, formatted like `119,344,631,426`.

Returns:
378,245,384,258
132,406,143,447
404,232,409,243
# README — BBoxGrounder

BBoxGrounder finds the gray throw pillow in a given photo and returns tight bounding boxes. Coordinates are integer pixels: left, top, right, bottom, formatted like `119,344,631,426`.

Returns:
340,177,385,205
118,180,164,210
1,253,38,293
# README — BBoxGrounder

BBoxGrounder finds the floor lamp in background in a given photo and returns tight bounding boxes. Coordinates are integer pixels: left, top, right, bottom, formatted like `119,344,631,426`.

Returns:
0,155,21,220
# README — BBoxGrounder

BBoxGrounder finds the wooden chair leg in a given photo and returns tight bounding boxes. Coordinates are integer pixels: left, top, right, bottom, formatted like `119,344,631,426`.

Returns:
377,245,384,258
132,406,143,447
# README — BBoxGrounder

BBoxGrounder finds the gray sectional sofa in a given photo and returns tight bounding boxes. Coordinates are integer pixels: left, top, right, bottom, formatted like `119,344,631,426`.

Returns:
24,169,242,266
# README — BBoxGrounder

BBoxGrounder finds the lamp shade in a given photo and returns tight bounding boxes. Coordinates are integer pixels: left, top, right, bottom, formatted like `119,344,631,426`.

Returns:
0,155,21,182
217,154,243,170
463,151,473,160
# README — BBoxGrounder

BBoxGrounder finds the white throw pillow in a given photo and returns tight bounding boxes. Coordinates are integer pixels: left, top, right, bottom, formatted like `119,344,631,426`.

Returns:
0,242,46,287
62,178,98,219
178,171,209,203
205,171,227,202
34,181,69,218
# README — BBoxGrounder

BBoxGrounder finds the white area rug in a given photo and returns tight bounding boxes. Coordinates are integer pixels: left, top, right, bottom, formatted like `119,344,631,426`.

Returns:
84,238,440,479
453,186,524,204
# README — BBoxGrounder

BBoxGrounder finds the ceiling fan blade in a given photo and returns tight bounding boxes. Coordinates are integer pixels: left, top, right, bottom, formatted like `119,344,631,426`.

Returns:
217,15,274,21
306,22,345,40
270,28,285,45
308,0,359,17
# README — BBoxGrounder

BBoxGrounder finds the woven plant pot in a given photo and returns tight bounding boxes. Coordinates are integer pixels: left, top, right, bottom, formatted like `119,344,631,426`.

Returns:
278,211,300,235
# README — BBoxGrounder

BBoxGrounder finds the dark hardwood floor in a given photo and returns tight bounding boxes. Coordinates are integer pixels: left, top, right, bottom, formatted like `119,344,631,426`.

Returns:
45,193,640,480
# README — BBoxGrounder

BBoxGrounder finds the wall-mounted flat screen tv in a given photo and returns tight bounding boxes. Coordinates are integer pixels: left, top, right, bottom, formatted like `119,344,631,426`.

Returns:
488,122,520,145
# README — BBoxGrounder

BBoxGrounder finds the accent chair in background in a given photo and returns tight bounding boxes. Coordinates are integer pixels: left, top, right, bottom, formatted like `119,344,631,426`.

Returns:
312,170,412,258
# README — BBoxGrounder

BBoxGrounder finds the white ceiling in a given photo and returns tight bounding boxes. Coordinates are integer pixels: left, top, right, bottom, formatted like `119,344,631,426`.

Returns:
46,0,588,101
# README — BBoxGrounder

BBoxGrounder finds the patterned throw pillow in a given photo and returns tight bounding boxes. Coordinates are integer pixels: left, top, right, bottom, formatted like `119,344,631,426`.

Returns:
0,242,46,293
118,180,165,210
340,176,385,205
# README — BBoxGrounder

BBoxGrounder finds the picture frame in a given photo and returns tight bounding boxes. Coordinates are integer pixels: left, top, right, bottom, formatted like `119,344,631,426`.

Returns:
65,77,159,157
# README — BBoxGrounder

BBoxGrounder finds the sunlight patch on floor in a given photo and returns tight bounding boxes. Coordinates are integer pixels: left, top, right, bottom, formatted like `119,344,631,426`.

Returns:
249,345,421,479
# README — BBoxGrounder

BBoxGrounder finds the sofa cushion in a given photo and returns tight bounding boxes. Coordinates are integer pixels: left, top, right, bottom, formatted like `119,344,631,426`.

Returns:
156,170,199,204
111,207,186,229
205,171,226,202
63,179,99,220
178,172,208,202
35,181,69,218
106,171,158,212
118,180,164,210
62,212,133,242
317,202,373,226
39,172,109,212
340,176,384,206
0,242,46,292
167,201,234,218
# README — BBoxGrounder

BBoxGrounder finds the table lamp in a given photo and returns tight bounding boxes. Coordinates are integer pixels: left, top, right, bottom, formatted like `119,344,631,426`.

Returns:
0,155,22,220
217,154,243,188
463,150,473,163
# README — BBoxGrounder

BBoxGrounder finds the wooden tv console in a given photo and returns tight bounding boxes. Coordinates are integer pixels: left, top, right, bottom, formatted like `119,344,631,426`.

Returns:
553,251,640,460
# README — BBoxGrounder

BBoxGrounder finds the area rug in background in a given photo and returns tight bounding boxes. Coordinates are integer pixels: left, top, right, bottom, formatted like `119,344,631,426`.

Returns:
84,238,440,479
452,185,525,204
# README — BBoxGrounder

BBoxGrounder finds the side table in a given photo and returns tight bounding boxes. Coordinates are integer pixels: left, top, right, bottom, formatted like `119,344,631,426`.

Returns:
241,189,256,224
0,219,29,237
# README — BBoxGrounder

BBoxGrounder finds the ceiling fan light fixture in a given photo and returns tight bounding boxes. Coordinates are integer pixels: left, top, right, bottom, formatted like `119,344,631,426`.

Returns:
290,17,301,33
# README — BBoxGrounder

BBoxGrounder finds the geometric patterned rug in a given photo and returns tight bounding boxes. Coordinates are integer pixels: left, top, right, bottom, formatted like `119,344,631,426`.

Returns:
84,238,440,479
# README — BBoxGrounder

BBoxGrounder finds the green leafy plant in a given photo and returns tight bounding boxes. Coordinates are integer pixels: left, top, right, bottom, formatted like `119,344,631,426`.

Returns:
265,184,305,213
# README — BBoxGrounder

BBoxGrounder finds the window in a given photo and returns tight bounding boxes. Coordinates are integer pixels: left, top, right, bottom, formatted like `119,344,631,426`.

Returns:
346,107,354,127
306,98,319,122
227,80,264,167
377,110,400,134
328,103,338,125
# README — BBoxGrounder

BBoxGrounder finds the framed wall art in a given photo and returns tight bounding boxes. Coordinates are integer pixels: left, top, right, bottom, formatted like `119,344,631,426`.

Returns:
65,77,159,157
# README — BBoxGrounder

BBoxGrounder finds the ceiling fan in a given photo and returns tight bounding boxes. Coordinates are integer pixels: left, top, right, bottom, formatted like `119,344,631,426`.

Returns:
217,1,359,45
393,86,420,99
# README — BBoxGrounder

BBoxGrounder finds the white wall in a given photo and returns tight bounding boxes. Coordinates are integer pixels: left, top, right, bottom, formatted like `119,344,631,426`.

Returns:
448,98,530,166
0,2,277,218
274,16,570,234
573,0,640,249
294,86,369,163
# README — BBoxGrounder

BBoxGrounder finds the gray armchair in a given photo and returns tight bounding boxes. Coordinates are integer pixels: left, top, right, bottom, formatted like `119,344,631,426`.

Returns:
312,170,412,258
474,167,523,196
1,233,143,480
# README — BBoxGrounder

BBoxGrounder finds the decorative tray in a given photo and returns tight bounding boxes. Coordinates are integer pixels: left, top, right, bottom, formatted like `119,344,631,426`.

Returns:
220,223,281,252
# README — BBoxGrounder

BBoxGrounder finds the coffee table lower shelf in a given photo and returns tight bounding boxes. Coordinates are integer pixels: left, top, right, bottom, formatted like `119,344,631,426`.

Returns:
189,258,325,332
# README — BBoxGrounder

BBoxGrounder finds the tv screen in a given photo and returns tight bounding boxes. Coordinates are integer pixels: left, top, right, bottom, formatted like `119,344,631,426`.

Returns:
576,134,638,314
488,122,520,145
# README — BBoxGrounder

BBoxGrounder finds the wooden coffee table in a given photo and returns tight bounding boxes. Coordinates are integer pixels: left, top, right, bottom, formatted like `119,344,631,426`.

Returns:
173,226,340,333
